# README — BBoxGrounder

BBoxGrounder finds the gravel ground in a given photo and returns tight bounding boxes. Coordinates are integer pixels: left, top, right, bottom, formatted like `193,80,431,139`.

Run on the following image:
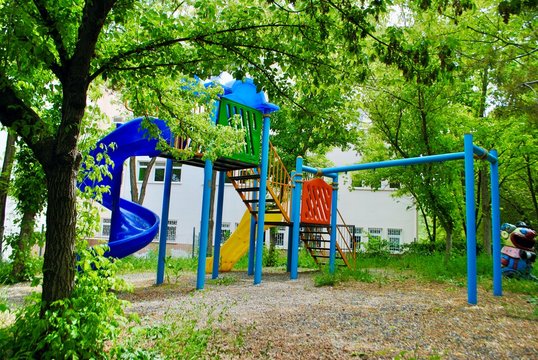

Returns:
118,270,537,359
2,269,537,359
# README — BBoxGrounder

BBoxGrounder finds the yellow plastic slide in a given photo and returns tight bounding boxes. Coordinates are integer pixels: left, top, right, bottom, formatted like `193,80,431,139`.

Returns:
206,210,283,272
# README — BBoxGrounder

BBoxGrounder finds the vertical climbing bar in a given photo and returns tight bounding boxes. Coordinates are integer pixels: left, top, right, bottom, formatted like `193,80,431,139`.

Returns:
156,158,173,285
212,171,226,279
490,150,502,296
290,157,303,280
287,172,296,273
248,178,258,276
464,134,477,305
329,175,339,274
197,159,213,290
254,115,271,285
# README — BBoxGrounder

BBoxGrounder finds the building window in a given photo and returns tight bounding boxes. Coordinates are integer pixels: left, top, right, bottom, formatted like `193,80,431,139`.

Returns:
274,227,286,247
353,227,364,250
221,222,232,242
388,228,402,252
138,160,182,183
368,227,383,241
389,181,401,189
101,218,111,237
154,220,178,242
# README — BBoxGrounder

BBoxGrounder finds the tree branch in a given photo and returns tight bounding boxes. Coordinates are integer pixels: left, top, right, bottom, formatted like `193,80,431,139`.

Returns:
56,0,117,161
32,0,69,67
0,74,52,162
108,57,222,72
89,23,305,81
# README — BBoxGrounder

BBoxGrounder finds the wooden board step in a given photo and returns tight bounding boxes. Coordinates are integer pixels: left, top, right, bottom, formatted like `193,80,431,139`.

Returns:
228,174,260,181
236,187,260,192
265,221,290,226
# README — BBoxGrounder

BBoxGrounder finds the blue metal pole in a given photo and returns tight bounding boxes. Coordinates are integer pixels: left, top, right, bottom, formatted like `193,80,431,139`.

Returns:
473,145,497,163
329,174,339,274
254,115,271,285
318,152,465,175
248,177,258,276
196,159,213,290
156,158,174,285
286,173,295,273
490,150,502,296
290,157,304,280
464,134,477,305
212,171,226,279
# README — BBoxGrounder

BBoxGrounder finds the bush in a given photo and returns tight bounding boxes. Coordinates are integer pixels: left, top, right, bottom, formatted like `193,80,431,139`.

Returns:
116,250,159,273
402,239,484,256
363,237,391,258
0,245,130,359
0,234,43,285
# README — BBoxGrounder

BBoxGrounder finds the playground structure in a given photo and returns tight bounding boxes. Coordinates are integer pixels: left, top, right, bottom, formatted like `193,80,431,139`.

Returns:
289,138,502,305
80,77,504,305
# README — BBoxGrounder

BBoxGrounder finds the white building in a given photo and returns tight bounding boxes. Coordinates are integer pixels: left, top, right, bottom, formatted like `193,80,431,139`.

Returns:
91,143,417,257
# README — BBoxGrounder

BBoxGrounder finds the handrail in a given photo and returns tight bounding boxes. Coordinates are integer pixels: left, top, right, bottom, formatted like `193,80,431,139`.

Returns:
336,210,354,255
226,142,292,223
266,142,292,222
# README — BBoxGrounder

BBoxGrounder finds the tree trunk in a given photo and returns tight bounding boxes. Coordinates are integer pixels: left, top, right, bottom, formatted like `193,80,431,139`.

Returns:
267,227,277,267
10,209,37,281
41,163,78,309
432,214,437,243
524,155,538,223
0,132,16,257
444,224,453,265
129,157,139,203
130,156,156,205
137,157,156,204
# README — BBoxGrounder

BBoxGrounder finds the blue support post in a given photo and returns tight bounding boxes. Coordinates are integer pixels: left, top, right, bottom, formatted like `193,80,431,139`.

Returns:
156,159,174,285
212,171,226,279
286,171,296,273
464,134,477,305
490,150,502,296
290,157,304,280
196,159,213,290
329,175,339,274
254,115,271,285
248,178,258,276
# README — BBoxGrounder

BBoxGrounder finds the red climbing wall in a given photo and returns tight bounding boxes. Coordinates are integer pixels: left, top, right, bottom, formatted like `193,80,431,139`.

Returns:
300,178,332,225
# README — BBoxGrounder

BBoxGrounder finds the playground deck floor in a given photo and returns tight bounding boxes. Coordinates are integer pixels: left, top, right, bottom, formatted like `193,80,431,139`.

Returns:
3,269,537,359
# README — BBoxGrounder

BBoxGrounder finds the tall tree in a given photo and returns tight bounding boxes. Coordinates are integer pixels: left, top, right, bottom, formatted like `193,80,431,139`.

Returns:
0,131,15,257
9,142,47,281
354,0,537,253
0,0,389,310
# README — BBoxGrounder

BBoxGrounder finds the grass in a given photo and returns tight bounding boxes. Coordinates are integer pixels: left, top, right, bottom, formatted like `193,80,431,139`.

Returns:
206,275,238,286
314,267,375,287
114,302,245,359
234,247,319,271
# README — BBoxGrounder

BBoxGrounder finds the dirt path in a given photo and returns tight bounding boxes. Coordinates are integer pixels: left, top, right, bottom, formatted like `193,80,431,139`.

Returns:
2,270,537,359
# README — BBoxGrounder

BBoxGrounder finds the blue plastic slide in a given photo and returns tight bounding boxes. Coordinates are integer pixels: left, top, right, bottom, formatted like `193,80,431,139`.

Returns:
78,118,172,258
